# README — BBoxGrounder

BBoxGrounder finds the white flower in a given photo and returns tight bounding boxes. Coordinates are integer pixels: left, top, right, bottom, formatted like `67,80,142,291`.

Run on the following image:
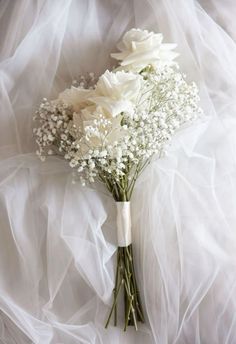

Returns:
111,28,178,72
58,87,95,113
34,36,202,190
89,70,142,117
73,104,99,131
58,70,142,119
72,106,125,155
63,70,143,154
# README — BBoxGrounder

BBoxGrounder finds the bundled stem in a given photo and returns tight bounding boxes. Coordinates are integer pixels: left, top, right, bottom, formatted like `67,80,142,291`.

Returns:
101,166,146,330
105,244,145,330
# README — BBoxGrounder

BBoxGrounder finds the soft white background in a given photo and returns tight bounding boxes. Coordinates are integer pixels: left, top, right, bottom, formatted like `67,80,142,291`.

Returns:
1,1,236,343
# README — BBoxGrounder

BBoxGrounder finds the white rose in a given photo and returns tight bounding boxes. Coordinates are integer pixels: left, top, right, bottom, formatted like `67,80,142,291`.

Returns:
73,106,125,155
72,105,97,131
111,28,178,72
89,70,142,117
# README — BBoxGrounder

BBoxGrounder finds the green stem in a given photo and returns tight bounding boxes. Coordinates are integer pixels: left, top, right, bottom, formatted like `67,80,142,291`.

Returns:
105,274,123,328
114,249,120,326
129,245,145,322
105,245,145,330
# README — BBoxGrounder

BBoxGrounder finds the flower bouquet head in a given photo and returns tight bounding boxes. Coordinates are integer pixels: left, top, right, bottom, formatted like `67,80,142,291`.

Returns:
34,28,202,330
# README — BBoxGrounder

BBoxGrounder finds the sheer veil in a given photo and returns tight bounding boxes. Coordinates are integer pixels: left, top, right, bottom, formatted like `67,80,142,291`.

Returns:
1,1,236,343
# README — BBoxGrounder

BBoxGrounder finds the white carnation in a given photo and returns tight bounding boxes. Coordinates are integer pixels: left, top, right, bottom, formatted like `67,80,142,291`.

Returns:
58,87,95,113
89,70,142,117
58,70,142,119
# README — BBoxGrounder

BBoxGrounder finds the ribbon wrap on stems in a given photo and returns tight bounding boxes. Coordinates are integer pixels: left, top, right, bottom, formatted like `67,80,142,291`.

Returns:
116,202,132,247
105,200,144,330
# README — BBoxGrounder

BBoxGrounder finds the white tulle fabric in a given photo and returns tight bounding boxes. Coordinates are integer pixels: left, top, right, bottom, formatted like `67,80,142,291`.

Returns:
1,0,236,343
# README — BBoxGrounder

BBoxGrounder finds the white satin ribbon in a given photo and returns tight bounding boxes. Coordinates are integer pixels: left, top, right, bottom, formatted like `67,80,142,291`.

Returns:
116,201,132,247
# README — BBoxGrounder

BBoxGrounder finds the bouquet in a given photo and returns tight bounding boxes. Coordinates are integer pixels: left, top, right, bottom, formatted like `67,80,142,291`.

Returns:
33,29,202,330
